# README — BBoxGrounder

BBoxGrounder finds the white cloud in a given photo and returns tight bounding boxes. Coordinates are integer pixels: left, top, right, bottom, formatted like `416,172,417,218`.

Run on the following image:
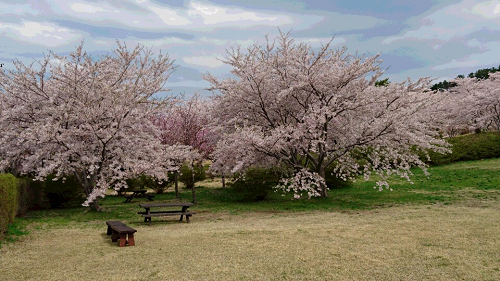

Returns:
183,55,225,68
0,21,82,47
199,36,255,47
433,41,500,70
0,3,40,15
70,3,106,13
433,57,481,70
129,37,194,48
187,1,293,26
471,0,500,19
149,6,191,26
199,36,228,45
39,0,302,32
297,37,346,47
383,0,500,44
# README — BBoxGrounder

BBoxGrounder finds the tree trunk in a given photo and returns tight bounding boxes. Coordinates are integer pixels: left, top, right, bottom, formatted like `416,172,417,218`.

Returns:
174,170,179,199
318,166,328,197
91,199,102,212
191,161,197,204
221,174,226,189
191,183,197,204
76,171,102,211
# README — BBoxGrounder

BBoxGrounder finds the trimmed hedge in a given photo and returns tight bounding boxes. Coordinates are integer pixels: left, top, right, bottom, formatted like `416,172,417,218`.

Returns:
0,173,18,235
427,132,500,165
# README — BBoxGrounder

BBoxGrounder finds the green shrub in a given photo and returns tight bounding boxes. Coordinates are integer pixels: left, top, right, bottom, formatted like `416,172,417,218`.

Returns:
124,174,175,194
324,166,353,189
231,167,282,201
140,174,174,194
426,132,500,165
42,175,83,208
179,163,206,190
0,173,18,235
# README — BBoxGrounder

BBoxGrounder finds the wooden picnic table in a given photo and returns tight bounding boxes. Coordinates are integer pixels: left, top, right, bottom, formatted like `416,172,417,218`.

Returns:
123,189,155,203
138,202,195,225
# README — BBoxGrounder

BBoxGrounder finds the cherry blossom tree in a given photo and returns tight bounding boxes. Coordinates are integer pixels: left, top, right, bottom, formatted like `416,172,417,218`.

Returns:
447,72,500,133
0,42,189,210
154,93,215,158
153,93,216,201
206,32,449,199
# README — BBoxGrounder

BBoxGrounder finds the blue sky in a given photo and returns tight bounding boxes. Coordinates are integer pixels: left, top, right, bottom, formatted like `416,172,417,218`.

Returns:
1,0,500,97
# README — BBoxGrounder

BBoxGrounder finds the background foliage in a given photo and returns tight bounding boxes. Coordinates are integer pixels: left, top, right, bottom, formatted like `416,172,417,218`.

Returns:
230,167,283,201
179,163,206,190
0,174,18,235
425,132,500,165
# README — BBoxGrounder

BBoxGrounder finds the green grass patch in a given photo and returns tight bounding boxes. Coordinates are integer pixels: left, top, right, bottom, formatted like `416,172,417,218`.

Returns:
8,158,500,231
0,222,29,248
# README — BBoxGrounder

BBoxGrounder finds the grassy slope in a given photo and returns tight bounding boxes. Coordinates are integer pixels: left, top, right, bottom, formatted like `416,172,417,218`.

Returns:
427,131,500,165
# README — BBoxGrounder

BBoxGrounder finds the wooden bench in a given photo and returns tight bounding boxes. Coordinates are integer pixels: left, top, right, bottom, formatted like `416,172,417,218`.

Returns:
106,221,137,247
138,203,195,225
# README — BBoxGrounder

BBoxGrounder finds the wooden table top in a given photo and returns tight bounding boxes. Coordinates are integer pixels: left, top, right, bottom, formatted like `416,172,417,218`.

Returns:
139,202,194,208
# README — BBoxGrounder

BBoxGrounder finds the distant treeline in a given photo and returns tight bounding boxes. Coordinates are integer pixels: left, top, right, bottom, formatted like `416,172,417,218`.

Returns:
430,65,500,91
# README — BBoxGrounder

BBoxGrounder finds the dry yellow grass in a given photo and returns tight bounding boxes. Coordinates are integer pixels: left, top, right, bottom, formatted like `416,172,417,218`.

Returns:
1,202,499,280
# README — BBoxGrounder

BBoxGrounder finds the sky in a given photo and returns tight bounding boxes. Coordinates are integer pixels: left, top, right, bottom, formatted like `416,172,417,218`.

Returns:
1,0,500,98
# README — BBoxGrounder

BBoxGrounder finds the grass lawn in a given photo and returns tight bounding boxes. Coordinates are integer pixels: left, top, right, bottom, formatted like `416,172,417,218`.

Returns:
1,158,499,280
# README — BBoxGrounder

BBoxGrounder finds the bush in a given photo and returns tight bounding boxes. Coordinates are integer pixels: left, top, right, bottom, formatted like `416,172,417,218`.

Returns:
0,173,18,235
324,167,353,189
42,175,83,208
231,167,282,201
124,174,175,194
426,132,500,165
140,174,174,194
179,163,206,190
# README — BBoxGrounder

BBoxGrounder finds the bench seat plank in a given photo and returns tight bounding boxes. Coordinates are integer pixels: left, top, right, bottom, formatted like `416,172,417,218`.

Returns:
141,212,195,218
137,210,186,215
139,202,193,208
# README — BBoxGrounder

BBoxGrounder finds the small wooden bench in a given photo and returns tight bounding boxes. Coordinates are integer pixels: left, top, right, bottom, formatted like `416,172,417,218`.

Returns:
106,221,137,247
138,203,195,225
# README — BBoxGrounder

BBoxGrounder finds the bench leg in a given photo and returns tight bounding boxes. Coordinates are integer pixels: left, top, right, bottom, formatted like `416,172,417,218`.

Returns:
180,206,188,222
107,226,112,235
127,233,135,246
111,230,119,242
119,234,127,247
186,215,191,223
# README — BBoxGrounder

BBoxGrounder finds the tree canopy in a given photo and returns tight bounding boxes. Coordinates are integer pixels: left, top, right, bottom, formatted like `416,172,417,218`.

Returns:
206,32,449,199
0,42,190,210
431,65,500,91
